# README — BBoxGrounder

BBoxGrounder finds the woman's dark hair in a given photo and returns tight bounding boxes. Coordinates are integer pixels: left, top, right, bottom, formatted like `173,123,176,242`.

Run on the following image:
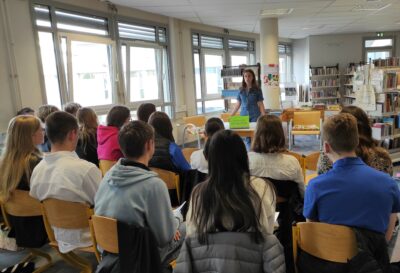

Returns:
77,107,98,151
252,115,286,153
106,105,130,129
137,103,156,123
191,130,264,245
340,105,377,161
203,118,225,160
148,111,174,142
241,69,258,89
64,102,82,116
16,107,35,116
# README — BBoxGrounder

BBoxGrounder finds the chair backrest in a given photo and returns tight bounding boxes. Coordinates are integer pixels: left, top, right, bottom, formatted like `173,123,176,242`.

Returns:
283,151,304,169
41,199,91,230
303,151,320,171
183,115,206,127
91,215,118,254
293,111,321,126
99,160,117,176
150,167,180,203
292,222,357,264
3,190,42,218
182,148,199,163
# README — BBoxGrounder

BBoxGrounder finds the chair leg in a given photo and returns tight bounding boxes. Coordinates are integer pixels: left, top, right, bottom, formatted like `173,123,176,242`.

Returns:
30,249,53,273
58,251,92,273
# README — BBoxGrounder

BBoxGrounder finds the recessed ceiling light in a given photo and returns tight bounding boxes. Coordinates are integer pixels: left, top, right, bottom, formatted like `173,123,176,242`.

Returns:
260,8,293,17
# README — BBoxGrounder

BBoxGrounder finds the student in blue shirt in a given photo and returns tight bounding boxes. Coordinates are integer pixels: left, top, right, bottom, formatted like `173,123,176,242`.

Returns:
231,69,265,122
304,113,400,241
148,111,191,173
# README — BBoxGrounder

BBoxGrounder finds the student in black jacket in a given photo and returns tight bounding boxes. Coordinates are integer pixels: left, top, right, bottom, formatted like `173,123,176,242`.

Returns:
76,107,99,166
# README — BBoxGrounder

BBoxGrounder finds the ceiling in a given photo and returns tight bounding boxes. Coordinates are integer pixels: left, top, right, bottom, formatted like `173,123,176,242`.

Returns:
110,0,400,39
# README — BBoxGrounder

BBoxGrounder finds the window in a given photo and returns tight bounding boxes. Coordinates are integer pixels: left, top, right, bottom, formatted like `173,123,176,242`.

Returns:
279,44,292,83
193,33,256,114
364,37,395,63
32,3,173,116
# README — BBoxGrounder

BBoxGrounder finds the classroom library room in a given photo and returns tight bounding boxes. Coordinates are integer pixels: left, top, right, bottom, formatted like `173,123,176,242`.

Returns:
1,0,400,272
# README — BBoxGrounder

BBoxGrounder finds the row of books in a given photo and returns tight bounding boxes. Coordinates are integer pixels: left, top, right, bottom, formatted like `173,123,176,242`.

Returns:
310,66,339,76
285,87,297,96
311,90,338,98
223,82,242,90
383,72,400,89
310,79,339,87
374,57,400,67
372,122,393,140
221,68,243,77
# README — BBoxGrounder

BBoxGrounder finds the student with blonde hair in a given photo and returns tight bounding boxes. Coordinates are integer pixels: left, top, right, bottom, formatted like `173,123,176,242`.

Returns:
0,115,47,247
76,107,99,166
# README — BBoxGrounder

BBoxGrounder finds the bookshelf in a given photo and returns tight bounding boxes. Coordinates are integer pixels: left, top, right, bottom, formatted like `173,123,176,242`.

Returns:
342,62,365,106
309,64,340,105
221,63,261,111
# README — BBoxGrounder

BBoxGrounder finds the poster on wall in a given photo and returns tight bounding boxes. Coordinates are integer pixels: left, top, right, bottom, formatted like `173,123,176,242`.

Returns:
263,64,279,87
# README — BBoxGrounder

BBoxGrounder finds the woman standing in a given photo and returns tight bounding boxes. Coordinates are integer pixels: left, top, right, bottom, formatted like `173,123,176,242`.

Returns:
0,115,47,247
231,69,266,122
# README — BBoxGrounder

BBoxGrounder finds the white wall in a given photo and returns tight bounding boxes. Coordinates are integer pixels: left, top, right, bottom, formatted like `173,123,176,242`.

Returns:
293,37,309,85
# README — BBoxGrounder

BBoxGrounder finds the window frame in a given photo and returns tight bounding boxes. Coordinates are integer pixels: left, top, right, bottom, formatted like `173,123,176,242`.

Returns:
362,36,396,63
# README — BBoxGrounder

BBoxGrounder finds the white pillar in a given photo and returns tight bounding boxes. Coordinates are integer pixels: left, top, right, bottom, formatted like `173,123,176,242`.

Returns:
260,17,280,110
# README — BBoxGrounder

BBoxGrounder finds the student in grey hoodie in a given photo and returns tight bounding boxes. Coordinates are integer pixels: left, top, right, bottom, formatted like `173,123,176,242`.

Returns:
94,120,184,265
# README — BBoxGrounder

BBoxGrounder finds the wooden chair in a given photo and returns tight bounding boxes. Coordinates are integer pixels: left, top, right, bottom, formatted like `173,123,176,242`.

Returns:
182,115,206,148
283,151,304,170
1,190,52,273
289,111,323,150
182,147,199,163
41,199,100,273
99,160,116,176
292,222,357,271
150,167,181,204
302,151,320,185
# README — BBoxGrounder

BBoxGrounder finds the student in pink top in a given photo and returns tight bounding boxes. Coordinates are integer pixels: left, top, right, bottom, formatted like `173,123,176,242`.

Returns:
97,105,130,161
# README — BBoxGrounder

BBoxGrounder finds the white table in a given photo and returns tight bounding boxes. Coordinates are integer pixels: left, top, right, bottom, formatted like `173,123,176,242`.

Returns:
223,122,257,138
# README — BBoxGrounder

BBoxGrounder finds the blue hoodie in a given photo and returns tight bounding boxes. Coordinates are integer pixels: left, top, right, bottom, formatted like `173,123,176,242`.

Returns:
94,159,178,247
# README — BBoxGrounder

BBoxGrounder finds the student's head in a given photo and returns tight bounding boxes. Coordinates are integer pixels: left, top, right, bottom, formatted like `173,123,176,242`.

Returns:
37,105,59,123
148,111,174,142
119,121,155,161
64,102,82,116
323,113,359,156
242,69,257,89
252,115,285,153
340,106,374,147
0,116,43,200
16,107,35,116
137,103,156,123
45,111,79,148
191,130,264,244
106,105,130,129
203,118,225,160
77,107,98,130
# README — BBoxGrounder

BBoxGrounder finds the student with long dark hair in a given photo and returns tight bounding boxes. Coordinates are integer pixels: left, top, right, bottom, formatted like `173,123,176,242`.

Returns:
317,105,393,175
76,107,99,166
190,117,224,174
148,111,190,172
97,105,130,161
186,130,276,243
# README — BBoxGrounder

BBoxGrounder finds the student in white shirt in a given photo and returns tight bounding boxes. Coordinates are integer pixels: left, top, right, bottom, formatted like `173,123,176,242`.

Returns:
248,115,304,196
190,117,224,174
30,111,102,253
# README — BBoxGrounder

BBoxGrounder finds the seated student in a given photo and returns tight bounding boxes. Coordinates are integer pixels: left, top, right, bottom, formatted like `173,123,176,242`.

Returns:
0,116,47,248
137,103,156,123
318,105,393,175
179,130,282,273
37,104,59,152
95,121,184,267
16,107,35,116
148,111,190,173
30,111,102,253
76,107,99,166
190,117,224,174
303,114,400,272
64,102,82,117
97,105,130,161
248,114,304,196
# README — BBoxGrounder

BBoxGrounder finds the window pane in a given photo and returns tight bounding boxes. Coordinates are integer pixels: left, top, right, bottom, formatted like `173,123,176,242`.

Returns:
194,53,202,99
204,54,223,95
279,56,286,83
38,32,61,109
118,22,156,42
158,28,167,43
201,35,223,49
197,101,203,114
231,55,248,66
192,34,199,47
366,50,391,62
121,45,127,88
365,39,393,48
61,37,68,92
71,41,113,106
34,5,51,28
130,47,159,102
162,48,171,103
164,105,172,118
228,39,248,50
55,10,108,36
205,99,224,113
